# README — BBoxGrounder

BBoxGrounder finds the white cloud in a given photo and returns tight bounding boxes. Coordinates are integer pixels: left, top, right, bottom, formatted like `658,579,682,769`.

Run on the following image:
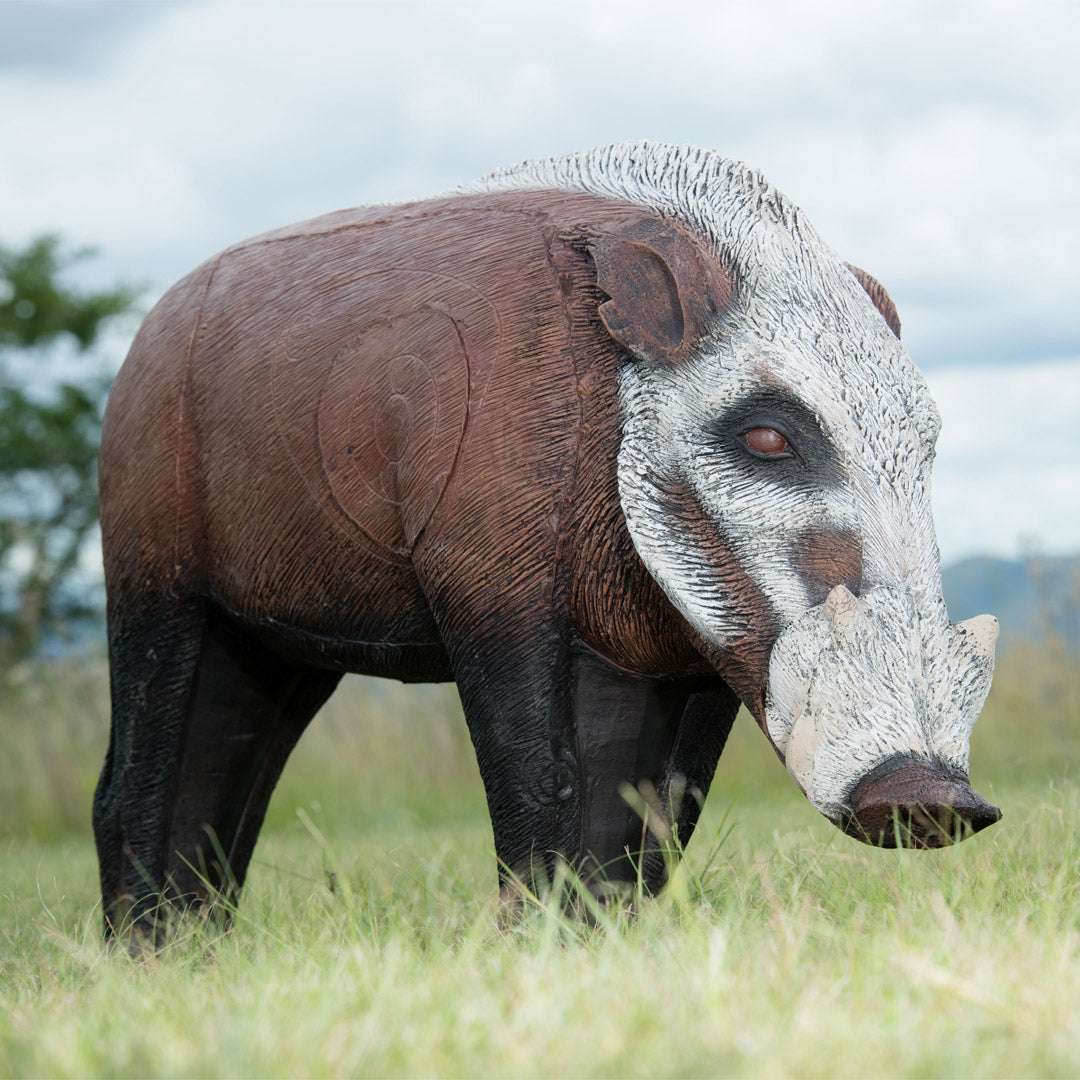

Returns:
0,0,1077,567
926,358,1080,562
3,0,1078,346
0,140,213,253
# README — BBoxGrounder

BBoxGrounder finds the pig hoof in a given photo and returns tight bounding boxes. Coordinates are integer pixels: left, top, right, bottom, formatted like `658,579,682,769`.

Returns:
840,754,1001,848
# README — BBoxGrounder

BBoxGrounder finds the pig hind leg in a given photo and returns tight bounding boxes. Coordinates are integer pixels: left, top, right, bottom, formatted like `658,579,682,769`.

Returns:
93,599,340,943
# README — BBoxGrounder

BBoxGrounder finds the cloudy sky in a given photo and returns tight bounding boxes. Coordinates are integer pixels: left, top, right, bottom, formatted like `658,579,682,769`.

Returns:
2,0,1078,564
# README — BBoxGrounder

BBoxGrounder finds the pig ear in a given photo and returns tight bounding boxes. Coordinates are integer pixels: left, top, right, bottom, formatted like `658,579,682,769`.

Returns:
591,220,732,363
846,263,901,339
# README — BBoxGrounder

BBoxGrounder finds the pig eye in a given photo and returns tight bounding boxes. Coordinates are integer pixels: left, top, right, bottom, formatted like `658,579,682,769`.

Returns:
742,426,794,459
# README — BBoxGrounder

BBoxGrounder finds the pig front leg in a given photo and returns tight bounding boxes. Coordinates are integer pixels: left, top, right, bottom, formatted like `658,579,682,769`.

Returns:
450,628,738,902
570,649,738,894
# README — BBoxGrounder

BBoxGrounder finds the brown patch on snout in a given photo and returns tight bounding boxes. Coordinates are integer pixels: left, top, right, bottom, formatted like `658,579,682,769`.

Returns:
793,528,862,606
841,754,1001,848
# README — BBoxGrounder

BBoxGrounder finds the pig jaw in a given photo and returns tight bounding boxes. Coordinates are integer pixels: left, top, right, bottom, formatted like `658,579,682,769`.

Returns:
765,585,1000,846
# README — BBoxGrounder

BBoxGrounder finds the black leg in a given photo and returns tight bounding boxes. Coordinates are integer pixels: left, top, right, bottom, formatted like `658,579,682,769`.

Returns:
162,610,341,912
448,624,578,896
571,647,739,894
93,600,340,942
449,631,739,901
94,595,207,940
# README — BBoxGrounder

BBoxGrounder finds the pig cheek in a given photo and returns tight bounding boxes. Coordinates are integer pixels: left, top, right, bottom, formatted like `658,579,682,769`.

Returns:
646,474,783,719
706,527,860,729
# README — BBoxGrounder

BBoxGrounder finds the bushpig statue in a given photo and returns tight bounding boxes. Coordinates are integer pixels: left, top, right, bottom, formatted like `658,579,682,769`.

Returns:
93,142,1000,939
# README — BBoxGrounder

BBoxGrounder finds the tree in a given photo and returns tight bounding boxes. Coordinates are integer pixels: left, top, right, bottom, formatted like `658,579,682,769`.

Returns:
0,235,138,663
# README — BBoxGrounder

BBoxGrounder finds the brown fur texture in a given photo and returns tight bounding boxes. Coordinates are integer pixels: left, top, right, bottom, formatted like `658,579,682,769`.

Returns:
793,528,864,606
102,192,729,669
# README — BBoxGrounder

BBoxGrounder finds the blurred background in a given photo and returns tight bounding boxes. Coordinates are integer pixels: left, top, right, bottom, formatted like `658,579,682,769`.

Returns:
1,0,1077,848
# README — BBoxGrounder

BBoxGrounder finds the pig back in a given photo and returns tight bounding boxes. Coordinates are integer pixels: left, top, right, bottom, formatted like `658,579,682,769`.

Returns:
102,190,698,669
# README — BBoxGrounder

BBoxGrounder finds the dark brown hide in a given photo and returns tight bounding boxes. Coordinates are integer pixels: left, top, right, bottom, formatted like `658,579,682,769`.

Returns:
592,218,732,362
95,190,744,939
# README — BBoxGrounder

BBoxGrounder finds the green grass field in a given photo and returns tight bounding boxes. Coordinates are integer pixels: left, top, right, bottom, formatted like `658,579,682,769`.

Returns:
1,644,1078,1078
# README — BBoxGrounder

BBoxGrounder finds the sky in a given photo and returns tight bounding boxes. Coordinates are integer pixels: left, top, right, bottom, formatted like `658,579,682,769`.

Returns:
1,0,1078,565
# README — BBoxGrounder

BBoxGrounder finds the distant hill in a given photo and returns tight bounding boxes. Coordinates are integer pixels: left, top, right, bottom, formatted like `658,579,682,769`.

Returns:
941,554,1080,646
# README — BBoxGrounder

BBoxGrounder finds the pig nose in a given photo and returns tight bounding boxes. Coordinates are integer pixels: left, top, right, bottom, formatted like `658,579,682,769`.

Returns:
841,754,1001,848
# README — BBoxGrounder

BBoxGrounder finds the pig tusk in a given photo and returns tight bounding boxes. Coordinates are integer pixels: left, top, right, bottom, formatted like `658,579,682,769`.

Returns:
955,613,999,660
823,583,860,633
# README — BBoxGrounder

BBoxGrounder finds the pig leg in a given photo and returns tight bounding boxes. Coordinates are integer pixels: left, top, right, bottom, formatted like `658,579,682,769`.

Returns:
93,600,340,943
570,649,739,895
94,595,206,940
159,608,342,916
445,623,574,898
449,630,738,901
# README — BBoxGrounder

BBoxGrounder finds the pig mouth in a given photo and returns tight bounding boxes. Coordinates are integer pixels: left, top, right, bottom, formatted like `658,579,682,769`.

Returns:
836,753,1002,849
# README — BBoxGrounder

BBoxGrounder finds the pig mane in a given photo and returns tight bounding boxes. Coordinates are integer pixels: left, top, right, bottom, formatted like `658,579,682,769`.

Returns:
457,141,806,265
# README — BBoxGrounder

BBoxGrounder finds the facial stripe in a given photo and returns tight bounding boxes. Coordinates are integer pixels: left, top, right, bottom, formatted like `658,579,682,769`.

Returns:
704,385,846,489
618,466,780,718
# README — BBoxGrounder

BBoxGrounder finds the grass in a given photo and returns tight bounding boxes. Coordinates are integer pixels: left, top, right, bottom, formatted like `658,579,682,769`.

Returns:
0,645,1078,1077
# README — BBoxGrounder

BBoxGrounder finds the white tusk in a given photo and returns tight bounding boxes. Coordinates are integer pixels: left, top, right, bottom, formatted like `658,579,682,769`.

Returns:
823,583,860,633
956,613,999,660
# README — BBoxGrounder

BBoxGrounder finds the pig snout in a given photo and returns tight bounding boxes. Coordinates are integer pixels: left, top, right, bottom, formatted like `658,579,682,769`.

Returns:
839,754,1001,848
765,585,1000,841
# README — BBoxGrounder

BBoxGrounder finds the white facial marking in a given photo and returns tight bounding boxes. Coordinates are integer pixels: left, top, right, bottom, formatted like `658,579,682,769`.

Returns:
956,613,999,661
824,583,859,632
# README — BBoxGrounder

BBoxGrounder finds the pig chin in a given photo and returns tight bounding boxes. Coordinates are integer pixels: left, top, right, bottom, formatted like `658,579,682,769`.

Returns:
763,584,1001,848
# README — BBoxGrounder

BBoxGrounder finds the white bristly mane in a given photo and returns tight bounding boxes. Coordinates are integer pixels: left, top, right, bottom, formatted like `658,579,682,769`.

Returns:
461,141,795,245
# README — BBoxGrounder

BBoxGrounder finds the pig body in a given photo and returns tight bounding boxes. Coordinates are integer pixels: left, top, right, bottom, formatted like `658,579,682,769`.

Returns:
93,143,999,940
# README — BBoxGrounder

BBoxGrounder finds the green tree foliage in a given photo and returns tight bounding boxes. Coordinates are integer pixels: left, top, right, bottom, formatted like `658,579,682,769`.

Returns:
0,235,138,663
